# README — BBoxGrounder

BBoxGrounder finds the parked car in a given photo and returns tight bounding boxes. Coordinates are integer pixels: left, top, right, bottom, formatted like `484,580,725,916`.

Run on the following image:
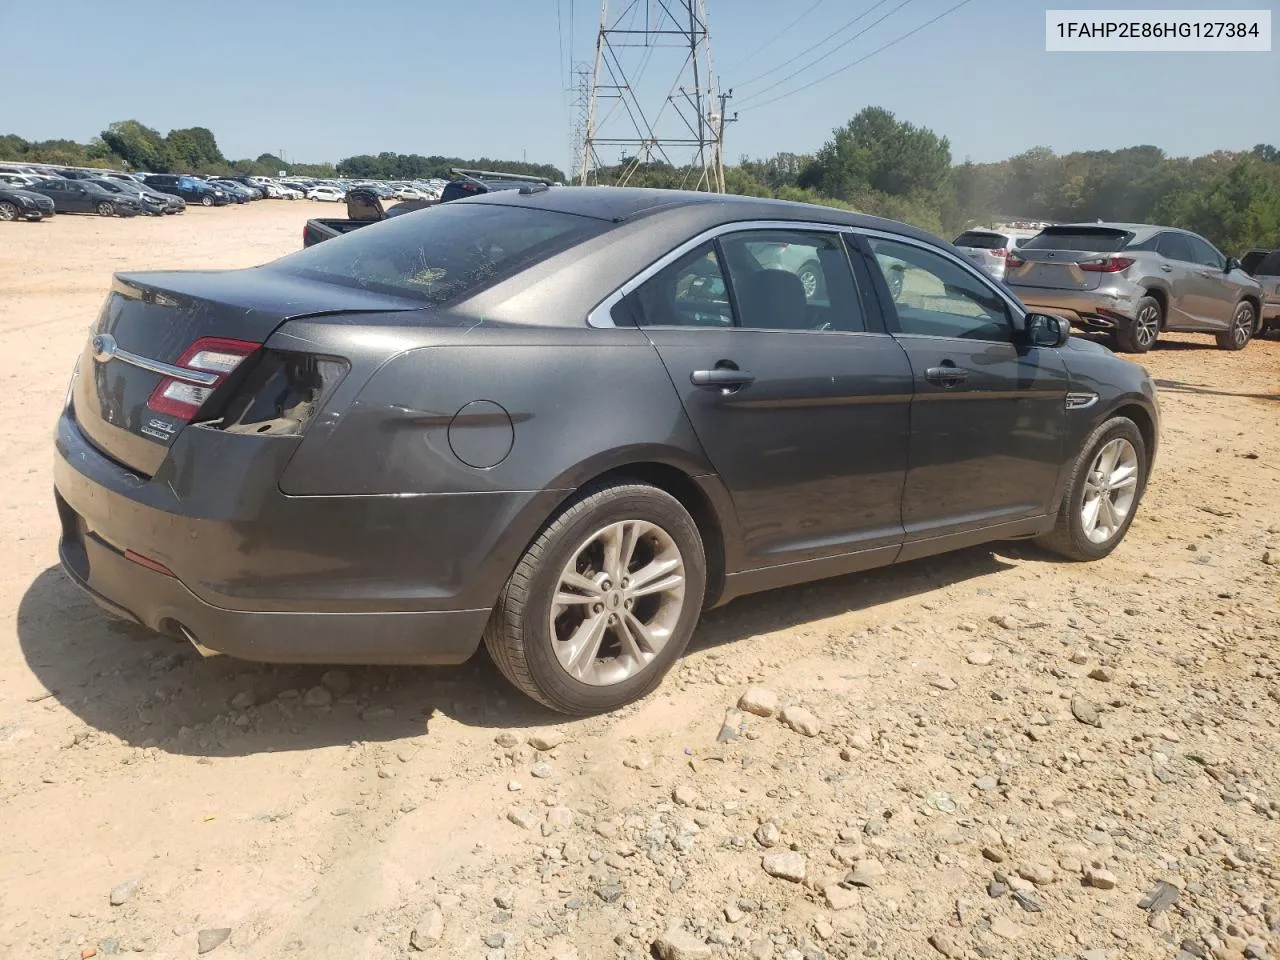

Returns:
439,168,555,203
143,174,230,207
0,172,43,188
952,228,1039,281
88,178,170,216
393,186,427,200
210,180,255,203
1004,223,1264,353
54,188,1160,715
265,182,303,199
1241,248,1280,338
302,188,438,246
24,177,141,216
307,185,346,202
0,183,56,221
222,176,265,198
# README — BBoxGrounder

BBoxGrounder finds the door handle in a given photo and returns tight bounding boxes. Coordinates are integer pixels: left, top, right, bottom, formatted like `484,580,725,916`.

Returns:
1160,264,1173,272
690,368,755,390
925,365,969,386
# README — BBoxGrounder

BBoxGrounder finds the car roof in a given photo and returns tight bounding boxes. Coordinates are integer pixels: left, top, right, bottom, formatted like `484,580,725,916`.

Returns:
1054,222,1195,242
463,186,943,244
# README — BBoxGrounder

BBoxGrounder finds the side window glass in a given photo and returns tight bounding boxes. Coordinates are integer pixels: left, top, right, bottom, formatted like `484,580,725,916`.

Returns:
1189,236,1224,269
1158,233,1195,262
626,242,735,328
865,237,1013,342
718,230,865,332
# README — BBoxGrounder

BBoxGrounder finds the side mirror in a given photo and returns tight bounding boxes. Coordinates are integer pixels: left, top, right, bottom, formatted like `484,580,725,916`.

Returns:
1026,312,1071,347
1224,257,1241,273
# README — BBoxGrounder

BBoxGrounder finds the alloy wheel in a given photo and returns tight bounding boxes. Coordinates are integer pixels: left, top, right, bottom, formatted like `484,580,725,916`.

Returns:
1134,304,1160,347
1080,438,1139,544
549,519,686,686
1231,305,1253,347
97,202,113,217
0,201,16,221
797,266,819,299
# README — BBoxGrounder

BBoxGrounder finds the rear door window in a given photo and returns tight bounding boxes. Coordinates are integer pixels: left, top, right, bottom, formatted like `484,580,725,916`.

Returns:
1020,227,1133,252
718,230,866,332
275,201,606,304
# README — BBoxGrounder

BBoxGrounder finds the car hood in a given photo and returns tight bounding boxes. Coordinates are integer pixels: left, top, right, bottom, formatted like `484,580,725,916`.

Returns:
1,187,52,203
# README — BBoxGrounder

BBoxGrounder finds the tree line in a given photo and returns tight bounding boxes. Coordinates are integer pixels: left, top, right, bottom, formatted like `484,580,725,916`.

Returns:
4,110,1277,253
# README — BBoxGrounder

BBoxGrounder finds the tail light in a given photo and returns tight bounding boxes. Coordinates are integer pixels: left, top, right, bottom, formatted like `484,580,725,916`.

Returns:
146,337,258,421
990,248,1009,259
1005,253,1026,269
1079,256,1135,273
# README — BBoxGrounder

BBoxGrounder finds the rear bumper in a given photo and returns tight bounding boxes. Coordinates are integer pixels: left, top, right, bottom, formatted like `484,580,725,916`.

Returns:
1011,286,1137,330
1262,300,1280,323
52,411,558,665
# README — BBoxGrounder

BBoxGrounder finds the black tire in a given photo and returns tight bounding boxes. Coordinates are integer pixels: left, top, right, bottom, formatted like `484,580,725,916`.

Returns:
796,259,825,300
1036,416,1147,562
201,195,213,207
1215,301,1255,351
0,201,17,222
484,481,707,715
1114,296,1160,353
96,201,115,217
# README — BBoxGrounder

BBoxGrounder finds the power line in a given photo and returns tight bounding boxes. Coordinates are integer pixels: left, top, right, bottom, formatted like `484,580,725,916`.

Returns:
734,0,894,88
721,0,828,71
742,0,976,111
736,0,912,107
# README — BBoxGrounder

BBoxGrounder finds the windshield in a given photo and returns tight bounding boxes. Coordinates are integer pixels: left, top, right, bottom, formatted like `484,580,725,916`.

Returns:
1020,227,1133,252
953,231,1007,250
272,202,606,305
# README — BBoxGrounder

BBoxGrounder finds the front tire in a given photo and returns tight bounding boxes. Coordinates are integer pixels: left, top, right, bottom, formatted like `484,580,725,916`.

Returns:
201,196,213,207
1115,296,1160,353
484,481,707,715
1216,301,1255,351
1036,417,1147,561
96,201,115,217
0,201,17,221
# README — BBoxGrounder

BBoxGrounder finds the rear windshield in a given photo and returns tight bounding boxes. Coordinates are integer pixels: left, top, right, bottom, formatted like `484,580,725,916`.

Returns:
1254,251,1280,276
273,201,606,304
1020,227,1133,252
953,231,1007,249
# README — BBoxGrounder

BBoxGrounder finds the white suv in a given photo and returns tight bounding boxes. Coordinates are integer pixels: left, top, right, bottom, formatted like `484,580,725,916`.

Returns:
952,228,1041,281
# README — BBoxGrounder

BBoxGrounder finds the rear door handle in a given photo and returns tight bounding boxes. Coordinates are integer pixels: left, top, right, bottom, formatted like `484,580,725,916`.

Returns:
691,368,756,389
1160,264,1173,272
925,366,969,386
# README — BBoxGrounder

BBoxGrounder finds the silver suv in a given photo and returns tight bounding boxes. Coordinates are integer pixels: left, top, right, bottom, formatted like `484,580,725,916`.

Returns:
1005,223,1263,353
952,228,1040,281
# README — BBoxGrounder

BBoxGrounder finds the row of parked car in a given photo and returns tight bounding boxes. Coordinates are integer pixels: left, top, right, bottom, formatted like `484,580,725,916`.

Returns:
952,223,1280,350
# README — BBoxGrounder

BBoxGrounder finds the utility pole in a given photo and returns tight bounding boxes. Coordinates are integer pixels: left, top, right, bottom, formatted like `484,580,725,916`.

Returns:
568,62,593,183
580,0,723,191
713,89,737,193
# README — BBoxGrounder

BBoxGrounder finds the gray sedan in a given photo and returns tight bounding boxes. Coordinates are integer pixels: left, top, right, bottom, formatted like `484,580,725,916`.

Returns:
53,189,1160,714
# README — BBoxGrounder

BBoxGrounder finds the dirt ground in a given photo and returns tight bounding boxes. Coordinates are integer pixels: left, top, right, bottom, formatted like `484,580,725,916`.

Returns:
1,202,1277,960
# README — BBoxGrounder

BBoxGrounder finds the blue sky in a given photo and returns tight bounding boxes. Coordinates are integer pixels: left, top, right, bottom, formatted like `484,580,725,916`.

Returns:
2,0,1276,173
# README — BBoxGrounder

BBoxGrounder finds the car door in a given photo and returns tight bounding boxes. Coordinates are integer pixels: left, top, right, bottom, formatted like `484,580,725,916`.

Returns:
1186,235,1236,328
1153,232,1200,329
611,225,914,576
853,232,1069,556
63,182,92,212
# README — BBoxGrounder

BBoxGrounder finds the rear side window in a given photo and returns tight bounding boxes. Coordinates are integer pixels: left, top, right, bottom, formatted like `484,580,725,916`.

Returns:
1020,227,1133,252
953,231,1007,250
274,202,605,304
1253,251,1280,276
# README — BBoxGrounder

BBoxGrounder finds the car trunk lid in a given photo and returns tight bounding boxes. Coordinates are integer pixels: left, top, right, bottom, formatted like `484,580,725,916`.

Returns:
71,267,423,476
1004,226,1134,291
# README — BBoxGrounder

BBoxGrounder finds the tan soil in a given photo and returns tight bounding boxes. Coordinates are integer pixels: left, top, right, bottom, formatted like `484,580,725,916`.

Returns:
0,202,1277,960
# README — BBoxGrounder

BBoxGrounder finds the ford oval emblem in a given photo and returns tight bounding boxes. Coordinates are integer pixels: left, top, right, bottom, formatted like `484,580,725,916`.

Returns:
91,333,117,364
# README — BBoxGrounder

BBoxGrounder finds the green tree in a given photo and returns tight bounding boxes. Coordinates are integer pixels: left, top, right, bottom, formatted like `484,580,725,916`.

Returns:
802,106,951,201
165,126,224,171
100,120,170,171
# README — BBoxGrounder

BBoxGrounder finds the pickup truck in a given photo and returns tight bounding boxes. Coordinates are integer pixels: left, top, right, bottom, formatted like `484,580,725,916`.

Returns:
301,168,556,247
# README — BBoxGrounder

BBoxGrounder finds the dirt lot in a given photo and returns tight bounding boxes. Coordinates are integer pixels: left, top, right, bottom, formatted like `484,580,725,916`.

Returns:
1,202,1277,960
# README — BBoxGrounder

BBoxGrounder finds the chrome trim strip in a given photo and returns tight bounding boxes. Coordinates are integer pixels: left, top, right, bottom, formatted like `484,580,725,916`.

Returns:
586,219,858,329
1065,392,1099,410
91,333,219,386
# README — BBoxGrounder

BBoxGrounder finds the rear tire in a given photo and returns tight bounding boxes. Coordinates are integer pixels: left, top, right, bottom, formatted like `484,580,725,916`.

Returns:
796,260,825,300
1036,416,1147,562
484,481,706,715
201,196,213,207
0,201,17,221
1216,301,1255,350
1115,296,1160,353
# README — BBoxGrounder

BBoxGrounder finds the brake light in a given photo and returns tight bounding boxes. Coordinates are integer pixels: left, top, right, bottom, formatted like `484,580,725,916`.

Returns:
1006,253,1026,269
1078,256,1135,273
146,337,258,421
990,248,1008,259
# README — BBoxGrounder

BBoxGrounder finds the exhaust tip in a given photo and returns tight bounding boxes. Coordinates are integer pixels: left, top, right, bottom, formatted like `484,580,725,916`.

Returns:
177,624,222,658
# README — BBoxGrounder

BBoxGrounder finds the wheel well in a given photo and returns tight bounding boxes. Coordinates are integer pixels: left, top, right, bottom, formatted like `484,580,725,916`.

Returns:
1115,403,1156,465
1241,295,1262,331
1142,287,1168,328
584,462,727,608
